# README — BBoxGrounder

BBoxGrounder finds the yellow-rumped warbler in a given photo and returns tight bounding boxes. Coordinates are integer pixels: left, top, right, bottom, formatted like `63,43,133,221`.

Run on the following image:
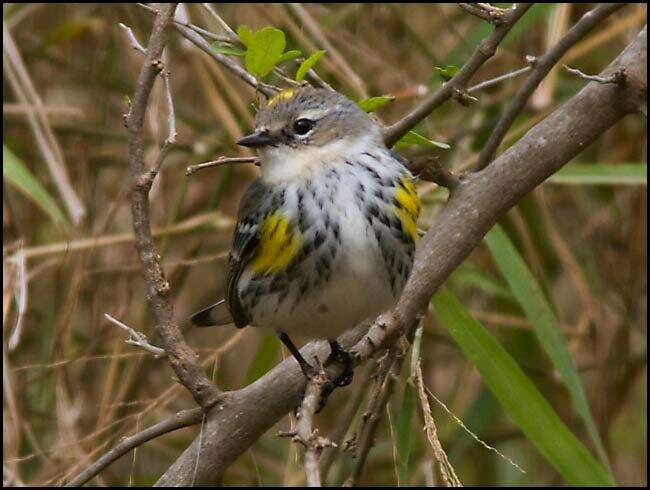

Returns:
192,87,420,386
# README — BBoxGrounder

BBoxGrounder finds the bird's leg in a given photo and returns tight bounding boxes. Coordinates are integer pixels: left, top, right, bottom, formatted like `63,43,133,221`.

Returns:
327,340,354,387
278,332,317,378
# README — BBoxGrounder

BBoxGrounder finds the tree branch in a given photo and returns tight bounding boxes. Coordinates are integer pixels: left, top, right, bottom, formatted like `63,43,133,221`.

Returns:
124,3,221,411
474,3,627,170
155,25,645,486
382,3,532,147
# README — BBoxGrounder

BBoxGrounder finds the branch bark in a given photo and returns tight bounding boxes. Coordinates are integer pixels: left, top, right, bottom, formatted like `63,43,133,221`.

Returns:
156,25,646,486
124,3,220,411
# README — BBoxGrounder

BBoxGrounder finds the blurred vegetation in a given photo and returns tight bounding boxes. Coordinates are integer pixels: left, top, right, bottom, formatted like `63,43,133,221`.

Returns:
2,3,647,486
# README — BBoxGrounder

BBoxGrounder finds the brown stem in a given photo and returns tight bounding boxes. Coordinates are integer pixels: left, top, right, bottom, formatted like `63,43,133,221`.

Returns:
124,3,221,411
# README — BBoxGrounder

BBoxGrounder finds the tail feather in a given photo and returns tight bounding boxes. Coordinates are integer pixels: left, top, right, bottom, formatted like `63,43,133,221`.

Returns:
190,299,233,327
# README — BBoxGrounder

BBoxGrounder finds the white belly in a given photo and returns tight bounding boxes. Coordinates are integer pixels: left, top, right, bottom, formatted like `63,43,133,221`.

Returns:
236,146,415,341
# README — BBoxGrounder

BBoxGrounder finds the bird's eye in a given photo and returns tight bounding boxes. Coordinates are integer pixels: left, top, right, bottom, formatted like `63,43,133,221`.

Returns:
293,118,313,136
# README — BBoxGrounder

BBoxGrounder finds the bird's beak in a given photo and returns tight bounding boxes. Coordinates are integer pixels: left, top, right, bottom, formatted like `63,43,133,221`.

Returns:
237,131,276,148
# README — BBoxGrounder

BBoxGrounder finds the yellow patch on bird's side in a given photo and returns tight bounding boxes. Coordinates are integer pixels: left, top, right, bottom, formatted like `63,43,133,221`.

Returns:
249,211,303,275
267,89,297,108
393,176,421,242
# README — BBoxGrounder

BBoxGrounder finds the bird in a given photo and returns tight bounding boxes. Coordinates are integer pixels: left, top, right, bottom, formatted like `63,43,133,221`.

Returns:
191,87,420,391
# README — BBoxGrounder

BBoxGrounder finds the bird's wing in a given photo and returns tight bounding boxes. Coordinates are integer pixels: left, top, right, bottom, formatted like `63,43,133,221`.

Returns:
191,179,273,328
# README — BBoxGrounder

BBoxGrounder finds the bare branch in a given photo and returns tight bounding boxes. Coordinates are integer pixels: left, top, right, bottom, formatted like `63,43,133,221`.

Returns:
155,25,645,486
137,3,279,98
458,3,507,25
185,156,260,176
64,408,203,487
474,3,627,170
200,3,238,42
118,23,147,55
104,313,166,358
467,66,532,93
160,65,177,146
383,3,532,147
137,2,228,42
124,3,221,411
563,64,627,85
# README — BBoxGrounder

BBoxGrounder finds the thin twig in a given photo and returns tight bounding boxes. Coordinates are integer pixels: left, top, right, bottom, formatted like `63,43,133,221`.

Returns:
423,383,526,475
124,3,221,410
298,371,329,487
186,156,260,176
137,2,228,42
104,313,166,358
5,246,27,351
160,65,177,145
474,3,627,170
343,349,401,486
563,64,627,85
199,3,238,42
458,3,507,25
118,23,147,54
467,66,532,93
413,362,462,486
63,408,203,487
383,4,532,147
138,3,278,98
320,362,374,479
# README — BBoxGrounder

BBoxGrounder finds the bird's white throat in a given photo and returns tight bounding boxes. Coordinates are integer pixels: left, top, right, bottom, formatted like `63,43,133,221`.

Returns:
258,134,381,185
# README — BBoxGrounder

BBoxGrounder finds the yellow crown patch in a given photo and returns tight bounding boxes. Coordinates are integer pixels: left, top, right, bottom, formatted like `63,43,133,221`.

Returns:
267,89,297,108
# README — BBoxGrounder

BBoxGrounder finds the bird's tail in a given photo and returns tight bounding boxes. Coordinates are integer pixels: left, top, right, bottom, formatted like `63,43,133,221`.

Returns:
190,299,233,327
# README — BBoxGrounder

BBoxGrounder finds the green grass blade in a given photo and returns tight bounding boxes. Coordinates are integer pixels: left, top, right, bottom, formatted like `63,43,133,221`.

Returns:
395,378,415,485
485,224,610,469
547,163,647,185
3,144,70,227
433,288,614,485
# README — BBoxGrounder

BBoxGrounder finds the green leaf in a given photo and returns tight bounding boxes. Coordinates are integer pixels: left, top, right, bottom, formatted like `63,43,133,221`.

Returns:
395,131,450,150
484,224,611,469
245,27,287,78
435,65,459,81
3,144,69,227
245,330,279,385
236,25,253,47
277,49,302,63
295,50,326,82
547,163,647,185
210,41,245,57
357,95,396,113
433,288,614,485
